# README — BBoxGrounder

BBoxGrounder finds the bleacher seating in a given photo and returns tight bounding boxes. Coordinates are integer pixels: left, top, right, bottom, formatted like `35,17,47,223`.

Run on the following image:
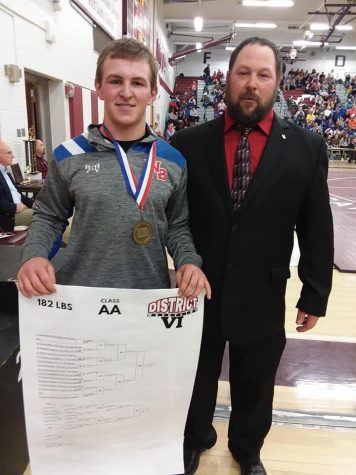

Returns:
173,76,200,102
283,88,313,107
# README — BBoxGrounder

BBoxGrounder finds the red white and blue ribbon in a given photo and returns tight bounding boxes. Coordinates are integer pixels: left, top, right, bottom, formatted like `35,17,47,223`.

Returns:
102,124,156,210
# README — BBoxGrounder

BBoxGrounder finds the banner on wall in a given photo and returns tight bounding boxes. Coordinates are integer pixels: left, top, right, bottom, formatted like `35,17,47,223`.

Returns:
73,0,122,39
156,37,169,74
125,0,152,48
133,0,151,46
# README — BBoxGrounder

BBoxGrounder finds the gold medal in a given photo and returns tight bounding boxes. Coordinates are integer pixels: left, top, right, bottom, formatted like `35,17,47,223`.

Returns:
133,219,152,245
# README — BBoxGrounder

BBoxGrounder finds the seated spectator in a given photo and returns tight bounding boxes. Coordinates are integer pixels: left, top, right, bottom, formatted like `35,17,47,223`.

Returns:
189,107,199,124
347,104,356,118
35,139,48,179
168,95,179,113
306,108,316,125
178,99,188,119
324,105,332,119
294,106,305,126
201,91,214,108
191,80,197,97
339,132,350,150
289,103,298,119
176,120,185,131
167,107,178,125
289,77,296,90
217,98,226,116
347,113,356,131
336,116,346,130
331,132,340,147
216,69,224,84
0,141,34,232
188,96,197,109
165,122,175,143
339,102,347,119
287,96,296,109
346,98,354,110
212,83,223,103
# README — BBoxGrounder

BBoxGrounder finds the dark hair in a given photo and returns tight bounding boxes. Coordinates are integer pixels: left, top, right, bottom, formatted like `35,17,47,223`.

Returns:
95,37,158,90
228,37,282,77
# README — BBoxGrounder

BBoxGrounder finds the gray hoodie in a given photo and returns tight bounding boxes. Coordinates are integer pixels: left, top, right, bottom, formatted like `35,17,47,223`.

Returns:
21,124,202,289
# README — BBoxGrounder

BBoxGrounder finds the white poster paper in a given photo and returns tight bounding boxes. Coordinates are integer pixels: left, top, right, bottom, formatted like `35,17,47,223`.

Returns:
19,285,204,475
72,0,122,39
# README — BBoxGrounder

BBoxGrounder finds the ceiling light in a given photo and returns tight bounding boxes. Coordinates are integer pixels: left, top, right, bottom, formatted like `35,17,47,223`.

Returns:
335,25,353,31
194,16,203,32
335,46,356,50
293,40,329,47
235,22,276,29
196,42,202,52
225,46,235,51
242,0,294,7
310,23,329,31
304,30,314,40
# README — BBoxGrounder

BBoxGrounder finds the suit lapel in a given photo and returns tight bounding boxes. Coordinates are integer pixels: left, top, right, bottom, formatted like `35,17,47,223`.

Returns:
236,116,291,215
205,117,234,217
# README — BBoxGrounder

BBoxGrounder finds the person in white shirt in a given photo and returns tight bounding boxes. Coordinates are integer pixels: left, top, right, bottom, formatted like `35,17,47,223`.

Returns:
0,141,34,231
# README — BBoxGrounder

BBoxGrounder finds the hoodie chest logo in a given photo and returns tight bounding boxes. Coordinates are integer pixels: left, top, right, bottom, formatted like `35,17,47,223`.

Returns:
154,161,168,181
85,164,100,173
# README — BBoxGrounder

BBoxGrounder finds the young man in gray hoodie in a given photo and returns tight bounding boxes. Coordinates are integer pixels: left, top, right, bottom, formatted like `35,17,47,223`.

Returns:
17,38,210,300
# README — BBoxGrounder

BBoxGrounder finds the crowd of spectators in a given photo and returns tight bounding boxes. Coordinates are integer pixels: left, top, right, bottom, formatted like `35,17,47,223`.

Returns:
285,69,356,162
164,68,227,143
164,65,355,162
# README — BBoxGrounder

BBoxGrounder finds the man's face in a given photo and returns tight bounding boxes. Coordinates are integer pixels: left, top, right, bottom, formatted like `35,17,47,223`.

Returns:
225,43,280,126
36,140,45,157
95,56,157,136
0,143,14,167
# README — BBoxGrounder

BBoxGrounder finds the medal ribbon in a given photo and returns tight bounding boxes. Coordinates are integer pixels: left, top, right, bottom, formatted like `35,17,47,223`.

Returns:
102,124,156,210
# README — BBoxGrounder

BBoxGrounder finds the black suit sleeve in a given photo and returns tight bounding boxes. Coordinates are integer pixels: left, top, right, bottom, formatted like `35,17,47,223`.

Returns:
0,174,34,214
0,175,17,214
0,195,17,214
19,192,34,208
296,137,334,316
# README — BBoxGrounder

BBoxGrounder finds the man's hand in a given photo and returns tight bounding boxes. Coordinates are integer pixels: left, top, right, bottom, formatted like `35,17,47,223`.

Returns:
17,257,56,298
296,309,319,333
175,264,211,300
16,202,26,213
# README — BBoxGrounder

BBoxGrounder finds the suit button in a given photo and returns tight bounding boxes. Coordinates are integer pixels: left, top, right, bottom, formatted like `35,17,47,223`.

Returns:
227,263,234,269
232,225,238,232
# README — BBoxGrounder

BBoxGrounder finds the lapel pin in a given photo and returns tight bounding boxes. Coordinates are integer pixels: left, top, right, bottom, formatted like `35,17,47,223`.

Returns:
282,134,286,140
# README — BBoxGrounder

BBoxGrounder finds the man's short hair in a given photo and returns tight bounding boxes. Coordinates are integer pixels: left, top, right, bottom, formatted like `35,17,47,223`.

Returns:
228,37,282,78
95,37,158,91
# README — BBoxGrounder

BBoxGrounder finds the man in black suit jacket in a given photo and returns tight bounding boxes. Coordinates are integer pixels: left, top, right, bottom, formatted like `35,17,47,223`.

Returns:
172,37,333,475
0,141,34,232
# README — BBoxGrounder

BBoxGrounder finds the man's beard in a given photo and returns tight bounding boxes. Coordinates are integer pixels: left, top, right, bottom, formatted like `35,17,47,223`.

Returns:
225,85,277,126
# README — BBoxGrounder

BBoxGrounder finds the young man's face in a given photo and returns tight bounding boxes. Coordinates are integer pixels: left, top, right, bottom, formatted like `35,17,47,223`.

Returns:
225,43,280,126
95,56,157,136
